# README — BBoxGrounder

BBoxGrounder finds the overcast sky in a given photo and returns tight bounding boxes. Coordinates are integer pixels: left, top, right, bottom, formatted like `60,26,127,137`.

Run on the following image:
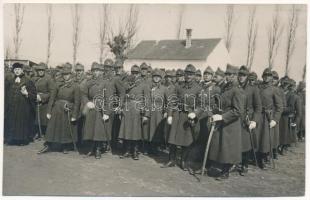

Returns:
3,4,307,81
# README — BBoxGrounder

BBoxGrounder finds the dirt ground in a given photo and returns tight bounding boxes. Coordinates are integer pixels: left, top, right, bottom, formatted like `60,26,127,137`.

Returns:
3,140,305,197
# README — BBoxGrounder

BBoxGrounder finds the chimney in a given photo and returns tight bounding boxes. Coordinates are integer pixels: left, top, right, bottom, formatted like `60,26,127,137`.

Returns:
185,29,192,48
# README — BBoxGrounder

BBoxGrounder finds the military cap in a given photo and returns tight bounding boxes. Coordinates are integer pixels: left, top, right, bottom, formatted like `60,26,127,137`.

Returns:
152,68,163,78
271,71,279,79
184,64,196,74
204,66,214,75
215,67,225,77
262,68,273,77
75,63,84,71
280,76,290,84
248,72,258,80
298,81,306,90
35,63,47,71
23,65,32,72
62,66,72,74
288,78,296,86
104,58,114,68
64,62,73,70
140,62,148,70
12,62,23,70
238,65,249,75
225,63,238,74
131,64,140,73
196,69,202,76
165,70,175,77
147,65,152,72
176,69,184,76
114,59,123,68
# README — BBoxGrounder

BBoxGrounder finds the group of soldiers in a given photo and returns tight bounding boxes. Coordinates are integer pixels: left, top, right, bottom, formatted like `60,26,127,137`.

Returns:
4,59,306,180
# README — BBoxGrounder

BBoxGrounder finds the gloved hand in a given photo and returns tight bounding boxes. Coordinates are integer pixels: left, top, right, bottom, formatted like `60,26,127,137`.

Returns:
102,114,109,121
290,123,297,127
142,116,148,123
249,121,257,130
167,116,173,125
37,94,42,102
269,120,277,128
188,112,196,119
163,113,168,118
211,114,223,122
46,113,51,119
21,86,28,96
86,102,95,109
71,117,76,122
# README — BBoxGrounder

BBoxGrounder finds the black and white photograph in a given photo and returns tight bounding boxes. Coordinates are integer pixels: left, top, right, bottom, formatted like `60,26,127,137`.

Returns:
1,0,308,198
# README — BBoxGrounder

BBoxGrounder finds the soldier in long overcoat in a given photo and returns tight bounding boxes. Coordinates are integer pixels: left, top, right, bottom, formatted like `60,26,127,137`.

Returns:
38,66,80,154
33,63,56,139
237,66,262,174
297,81,305,141
81,62,115,159
257,68,282,169
162,64,202,170
146,69,172,154
207,64,244,179
118,65,151,160
5,63,37,145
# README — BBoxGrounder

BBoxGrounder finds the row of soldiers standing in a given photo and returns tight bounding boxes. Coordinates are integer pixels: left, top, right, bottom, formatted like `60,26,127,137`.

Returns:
4,59,305,180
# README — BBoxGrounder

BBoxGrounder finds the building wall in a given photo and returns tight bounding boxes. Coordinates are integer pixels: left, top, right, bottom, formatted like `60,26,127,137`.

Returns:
205,39,232,71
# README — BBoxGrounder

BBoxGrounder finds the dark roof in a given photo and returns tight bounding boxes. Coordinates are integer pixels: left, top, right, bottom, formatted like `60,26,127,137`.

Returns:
127,38,222,61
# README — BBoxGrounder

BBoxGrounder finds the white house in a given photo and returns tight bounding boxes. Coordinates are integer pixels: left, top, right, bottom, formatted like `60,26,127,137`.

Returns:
124,29,231,72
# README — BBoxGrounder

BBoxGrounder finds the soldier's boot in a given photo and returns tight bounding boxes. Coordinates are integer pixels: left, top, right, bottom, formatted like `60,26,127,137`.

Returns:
161,145,176,168
132,143,139,160
95,147,102,159
37,143,51,154
62,144,69,154
216,164,231,181
240,151,249,176
106,141,111,153
258,153,267,170
120,140,131,159
180,147,188,171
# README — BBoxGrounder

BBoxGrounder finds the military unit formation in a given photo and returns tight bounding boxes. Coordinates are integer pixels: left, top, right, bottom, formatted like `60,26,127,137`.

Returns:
4,59,305,180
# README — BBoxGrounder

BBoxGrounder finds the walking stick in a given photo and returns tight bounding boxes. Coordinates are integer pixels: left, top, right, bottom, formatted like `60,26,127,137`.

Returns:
36,103,43,140
246,115,258,167
64,103,78,153
268,125,275,169
201,118,216,176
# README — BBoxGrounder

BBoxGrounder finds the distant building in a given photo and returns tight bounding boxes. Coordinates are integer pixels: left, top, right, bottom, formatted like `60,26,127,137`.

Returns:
124,29,231,71
4,59,37,68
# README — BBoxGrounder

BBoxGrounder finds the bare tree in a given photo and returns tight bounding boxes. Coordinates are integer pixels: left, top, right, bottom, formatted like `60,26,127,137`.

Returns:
71,4,82,70
98,4,109,64
177,5,185,39
108,4,139,61
245,6,258,70
13,4,25,59
46,5,54,67
224,5,236,52
267,5,283,69
284,5,300,75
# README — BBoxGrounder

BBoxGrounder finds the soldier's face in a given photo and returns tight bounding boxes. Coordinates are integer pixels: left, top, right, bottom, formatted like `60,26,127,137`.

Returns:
13,68,23,76
165,76,172,83
63,73,71,81
203,73,213,82
131,71,139,78
37,70,45,77
75,70,84,76
141,69,148,76
184,73,195,82
238,74,247,84
93,69,103,77
263,74,273,83
196,75,202,82
153,76,162,83
225,73,235,83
